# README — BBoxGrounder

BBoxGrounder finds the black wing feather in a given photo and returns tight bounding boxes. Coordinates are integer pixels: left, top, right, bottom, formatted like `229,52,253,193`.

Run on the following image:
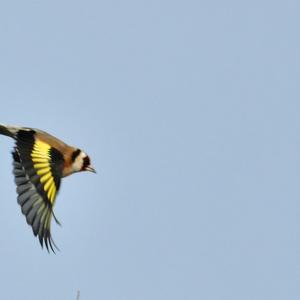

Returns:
12,130,64,252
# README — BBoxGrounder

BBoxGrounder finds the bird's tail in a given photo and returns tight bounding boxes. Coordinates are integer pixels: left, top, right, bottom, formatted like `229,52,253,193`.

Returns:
0,124,20,139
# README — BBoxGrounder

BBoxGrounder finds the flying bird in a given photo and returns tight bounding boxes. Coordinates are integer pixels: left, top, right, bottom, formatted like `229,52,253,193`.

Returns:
0,124,95,252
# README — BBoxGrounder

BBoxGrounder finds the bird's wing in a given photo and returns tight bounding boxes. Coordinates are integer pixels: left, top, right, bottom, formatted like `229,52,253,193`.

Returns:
13,129,64,252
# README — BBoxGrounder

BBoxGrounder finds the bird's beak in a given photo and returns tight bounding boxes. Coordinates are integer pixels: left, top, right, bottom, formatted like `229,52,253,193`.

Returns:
86,166,96,173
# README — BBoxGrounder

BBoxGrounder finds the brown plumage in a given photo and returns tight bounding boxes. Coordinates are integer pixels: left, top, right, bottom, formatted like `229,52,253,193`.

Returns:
33,130,78,177
0,124,95,252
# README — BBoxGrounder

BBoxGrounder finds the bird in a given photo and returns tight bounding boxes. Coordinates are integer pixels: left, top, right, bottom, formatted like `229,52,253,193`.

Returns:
0,124,95,252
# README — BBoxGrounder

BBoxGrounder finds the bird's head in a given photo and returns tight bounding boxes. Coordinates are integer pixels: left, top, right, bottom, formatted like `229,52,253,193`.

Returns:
71,149,96,173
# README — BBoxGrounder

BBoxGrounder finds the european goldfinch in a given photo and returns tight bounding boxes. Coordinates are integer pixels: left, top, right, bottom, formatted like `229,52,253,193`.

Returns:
0,124,95,252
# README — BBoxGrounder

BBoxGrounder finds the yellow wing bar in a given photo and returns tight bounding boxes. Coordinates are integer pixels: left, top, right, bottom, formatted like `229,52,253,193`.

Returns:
31,140,57,203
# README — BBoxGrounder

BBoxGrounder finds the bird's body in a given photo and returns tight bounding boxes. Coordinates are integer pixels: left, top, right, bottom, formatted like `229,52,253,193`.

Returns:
0,124,95,252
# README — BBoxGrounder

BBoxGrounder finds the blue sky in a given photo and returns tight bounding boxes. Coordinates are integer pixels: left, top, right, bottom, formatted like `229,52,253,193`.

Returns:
0,1,300,299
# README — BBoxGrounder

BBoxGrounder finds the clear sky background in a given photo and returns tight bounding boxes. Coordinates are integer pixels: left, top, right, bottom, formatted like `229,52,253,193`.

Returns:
0,1,299,299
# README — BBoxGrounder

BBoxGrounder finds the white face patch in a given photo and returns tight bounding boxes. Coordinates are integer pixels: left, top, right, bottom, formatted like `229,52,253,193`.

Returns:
72,151,87,172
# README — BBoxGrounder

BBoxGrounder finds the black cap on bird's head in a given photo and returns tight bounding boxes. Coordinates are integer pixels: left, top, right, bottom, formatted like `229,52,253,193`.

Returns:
71,149,96,173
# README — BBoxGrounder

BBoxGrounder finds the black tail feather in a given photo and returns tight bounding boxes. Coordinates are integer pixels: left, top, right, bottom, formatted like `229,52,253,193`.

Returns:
0,124,17,139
